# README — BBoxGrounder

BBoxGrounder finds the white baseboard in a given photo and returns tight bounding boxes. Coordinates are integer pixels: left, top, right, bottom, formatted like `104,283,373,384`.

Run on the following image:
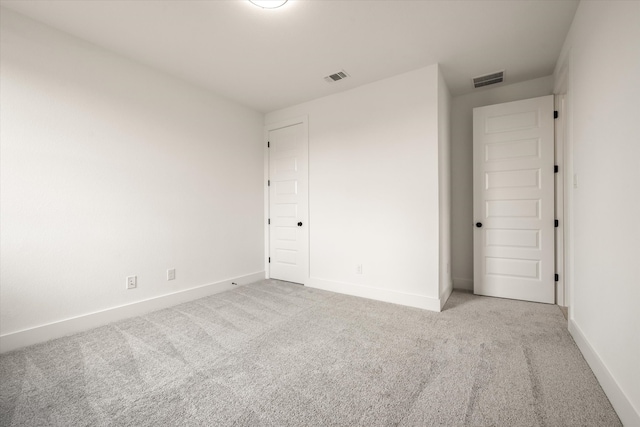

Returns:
453,277,473,291
569,319,640,426
440,283,453,311
307,277,442,312
0,271,265,354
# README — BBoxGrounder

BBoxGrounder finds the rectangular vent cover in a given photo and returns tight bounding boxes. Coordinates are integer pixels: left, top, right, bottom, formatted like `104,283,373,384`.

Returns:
473,71,504,88
324,70,349,83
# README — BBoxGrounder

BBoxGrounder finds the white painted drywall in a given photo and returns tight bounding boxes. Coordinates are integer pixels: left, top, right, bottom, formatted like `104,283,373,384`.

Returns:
555,1,640,424
0,9,265,337
450,76,554,290
266,65,447,310
438,69,452,304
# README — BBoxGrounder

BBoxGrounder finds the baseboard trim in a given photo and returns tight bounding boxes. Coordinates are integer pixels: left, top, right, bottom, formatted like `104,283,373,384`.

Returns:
440,283,453,311
0,271,266,354
453,277,473,291
307,277,442,312
569,319,640,426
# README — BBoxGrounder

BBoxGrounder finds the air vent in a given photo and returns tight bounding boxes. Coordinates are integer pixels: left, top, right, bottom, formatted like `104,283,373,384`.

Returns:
473,70,504,88
324,70,349,83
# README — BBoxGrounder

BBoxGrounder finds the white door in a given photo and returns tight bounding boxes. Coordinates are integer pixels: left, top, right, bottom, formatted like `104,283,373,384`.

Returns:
473,95,555,304
268,121,308,284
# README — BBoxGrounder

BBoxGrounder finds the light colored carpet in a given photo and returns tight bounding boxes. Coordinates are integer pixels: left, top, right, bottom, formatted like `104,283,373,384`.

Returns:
0,279,621,426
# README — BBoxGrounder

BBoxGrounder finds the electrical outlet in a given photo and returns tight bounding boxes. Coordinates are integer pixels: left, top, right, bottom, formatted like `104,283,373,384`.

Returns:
126,275,137,289
356,264,363,275
167,269,176,281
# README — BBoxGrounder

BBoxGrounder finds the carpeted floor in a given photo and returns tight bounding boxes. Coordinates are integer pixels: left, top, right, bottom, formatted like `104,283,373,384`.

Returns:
0,279,621,426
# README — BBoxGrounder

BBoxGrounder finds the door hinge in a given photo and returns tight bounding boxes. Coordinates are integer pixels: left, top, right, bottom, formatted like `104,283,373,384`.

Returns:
268,218,270,225
267,141,270,148
555,219,559,227
555,274,559,282
554,165,559,173
268,257,271,263
268,180,270,186
554,111,559,119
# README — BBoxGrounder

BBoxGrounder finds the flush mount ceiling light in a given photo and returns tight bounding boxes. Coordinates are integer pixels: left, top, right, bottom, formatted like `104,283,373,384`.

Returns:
249,0,288,8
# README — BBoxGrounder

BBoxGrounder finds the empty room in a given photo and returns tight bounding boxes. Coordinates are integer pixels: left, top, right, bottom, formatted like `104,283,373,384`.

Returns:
1,0,638,425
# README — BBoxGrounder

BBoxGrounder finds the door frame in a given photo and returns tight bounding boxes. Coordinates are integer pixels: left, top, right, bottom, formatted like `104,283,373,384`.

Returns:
554,93,566,307
554,52,572,311
263,116,309,283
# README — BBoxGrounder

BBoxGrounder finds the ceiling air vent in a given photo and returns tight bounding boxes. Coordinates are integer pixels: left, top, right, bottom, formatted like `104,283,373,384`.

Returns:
473,70,504,88
324,70,349,83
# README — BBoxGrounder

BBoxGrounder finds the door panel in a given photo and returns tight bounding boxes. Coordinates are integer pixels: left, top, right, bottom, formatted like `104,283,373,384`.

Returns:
473,95,554,304
268,122,308,284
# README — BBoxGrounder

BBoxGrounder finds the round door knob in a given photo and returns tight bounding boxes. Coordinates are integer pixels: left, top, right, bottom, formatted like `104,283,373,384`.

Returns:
476,222,483,228
297,222,303,227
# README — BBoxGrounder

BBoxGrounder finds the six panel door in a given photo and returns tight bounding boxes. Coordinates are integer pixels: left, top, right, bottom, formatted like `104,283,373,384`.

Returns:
473,95,555,304
268,122,308,284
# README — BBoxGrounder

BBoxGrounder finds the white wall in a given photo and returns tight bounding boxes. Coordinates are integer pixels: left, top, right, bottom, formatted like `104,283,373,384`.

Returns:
555,1,640,425
438,69,452,305
266,65,450,311
0,9,265,345
450,76,554,290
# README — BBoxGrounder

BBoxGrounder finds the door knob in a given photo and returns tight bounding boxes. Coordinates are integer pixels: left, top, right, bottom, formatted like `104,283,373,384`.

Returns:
297,222,303,227
476,222,483,228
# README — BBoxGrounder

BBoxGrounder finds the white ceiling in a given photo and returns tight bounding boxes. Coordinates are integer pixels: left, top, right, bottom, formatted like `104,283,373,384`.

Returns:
0,0,579,113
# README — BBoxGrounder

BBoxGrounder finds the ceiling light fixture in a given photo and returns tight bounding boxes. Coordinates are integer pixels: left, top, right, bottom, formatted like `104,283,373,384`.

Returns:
249,0,288,9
